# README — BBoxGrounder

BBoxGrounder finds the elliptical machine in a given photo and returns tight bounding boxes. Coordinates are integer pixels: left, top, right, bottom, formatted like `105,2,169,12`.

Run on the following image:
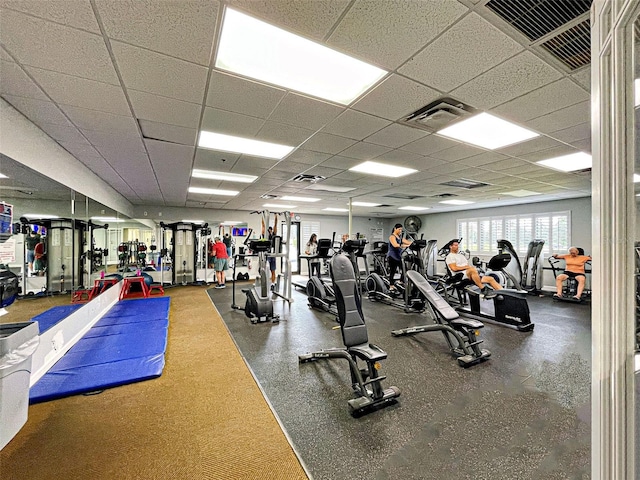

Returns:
242,238,279,324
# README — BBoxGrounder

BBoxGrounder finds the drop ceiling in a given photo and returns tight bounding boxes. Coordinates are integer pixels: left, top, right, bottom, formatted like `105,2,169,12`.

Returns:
0,0,599,218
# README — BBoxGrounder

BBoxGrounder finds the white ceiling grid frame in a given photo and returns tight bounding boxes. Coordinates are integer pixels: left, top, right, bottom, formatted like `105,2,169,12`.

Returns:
1,95,72,127
398,12,524,92
525,100,591,134
363,123,428,148
374,149,426,166
548,122,591,144
266,92,344,132
301,132,358,155
0,8,119,83
25,66,131,116
0,0,101,32
138,120,197,146
497,135,567,157
146,139,195,206
256,120,315,147
95,0,219,66
450,50,563,109
429,143,487,162
37,123,89,145
399,132,461,156
327,0,468,70
128,90,202,129
0,60,49,99
322,109,392,140
339,141,393,160
59,104,137,134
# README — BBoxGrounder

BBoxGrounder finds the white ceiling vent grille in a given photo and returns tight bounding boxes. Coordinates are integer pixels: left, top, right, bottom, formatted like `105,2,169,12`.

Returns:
400,98,477,133
486,0,593,71
291,174,326,183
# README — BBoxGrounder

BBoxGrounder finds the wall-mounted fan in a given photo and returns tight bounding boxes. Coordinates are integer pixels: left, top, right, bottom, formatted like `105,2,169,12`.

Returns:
403,215,422,233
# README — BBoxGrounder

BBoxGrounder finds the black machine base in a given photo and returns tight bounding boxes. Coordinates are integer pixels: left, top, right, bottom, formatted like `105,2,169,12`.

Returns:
459,287,534,332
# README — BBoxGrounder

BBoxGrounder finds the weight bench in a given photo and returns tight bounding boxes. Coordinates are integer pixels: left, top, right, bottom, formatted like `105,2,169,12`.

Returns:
299,254,400,416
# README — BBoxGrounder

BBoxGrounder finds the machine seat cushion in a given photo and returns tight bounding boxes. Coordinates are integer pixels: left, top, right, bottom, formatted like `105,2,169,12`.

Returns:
450,318,484,329
349,343,388,361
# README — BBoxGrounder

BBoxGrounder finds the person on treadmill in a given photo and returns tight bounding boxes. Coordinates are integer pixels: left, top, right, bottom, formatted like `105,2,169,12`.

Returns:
445,240,502,295
387,224,413,291
552,247,591,300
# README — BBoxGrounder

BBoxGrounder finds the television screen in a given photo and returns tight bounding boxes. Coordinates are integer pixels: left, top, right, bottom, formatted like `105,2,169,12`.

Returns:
0,203,13,237
232,227,248,237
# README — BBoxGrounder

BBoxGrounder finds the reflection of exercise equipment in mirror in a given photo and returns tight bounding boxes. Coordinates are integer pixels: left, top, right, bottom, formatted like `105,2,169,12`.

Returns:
159,221,209,285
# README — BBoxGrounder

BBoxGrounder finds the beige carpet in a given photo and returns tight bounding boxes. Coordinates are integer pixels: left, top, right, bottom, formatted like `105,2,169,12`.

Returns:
0,287,308,479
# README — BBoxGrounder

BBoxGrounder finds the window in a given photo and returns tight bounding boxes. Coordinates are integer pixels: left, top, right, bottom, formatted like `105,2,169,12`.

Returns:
456,211,570,255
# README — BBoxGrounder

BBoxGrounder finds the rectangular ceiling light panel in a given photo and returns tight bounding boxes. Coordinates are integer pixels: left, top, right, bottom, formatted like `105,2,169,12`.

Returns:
439,199,474,205
399,206,430,211
349,161,417,178
306,184,356,192
188,187,239,196
198,131,294,159
192,169,258,183
281,196,320,202
323,207,349,212
263,203,297,209
216,8,387,105
536,152,592,172
503,189,541,197
437,112,539,150
351,201,380,207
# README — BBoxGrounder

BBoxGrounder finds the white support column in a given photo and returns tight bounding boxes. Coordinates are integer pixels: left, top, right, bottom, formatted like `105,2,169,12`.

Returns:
591,1,638,478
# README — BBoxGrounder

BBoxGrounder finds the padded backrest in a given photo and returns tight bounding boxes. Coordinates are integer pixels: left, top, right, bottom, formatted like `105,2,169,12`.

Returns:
330,254,368,348
577,247,585,255
407,271,459,321
317,238,332,256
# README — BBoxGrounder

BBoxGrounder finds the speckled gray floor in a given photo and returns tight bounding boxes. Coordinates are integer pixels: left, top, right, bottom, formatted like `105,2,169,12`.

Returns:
210,282,592,480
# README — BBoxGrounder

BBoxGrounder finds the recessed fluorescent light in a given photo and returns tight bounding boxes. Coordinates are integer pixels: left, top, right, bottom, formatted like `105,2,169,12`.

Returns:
323,208,349,212
351,201,380,207
191,169,258,183
536,152,592,172
220,221,243,226
188,187,239,196
0,173,7,179
399,206,430,211
198,131,294,160
216,8,387,105
437,112,539,150
23,214,58,219
634,174,640,182
503,189,541,197
280,196,320,202
182,220,204,224
349,161,417,178
439,199,474,205
306,184,356,193
91,216,125,222
263,203,297,209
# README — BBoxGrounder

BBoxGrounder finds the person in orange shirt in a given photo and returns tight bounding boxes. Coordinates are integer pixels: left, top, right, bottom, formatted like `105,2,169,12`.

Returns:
552,247,591,300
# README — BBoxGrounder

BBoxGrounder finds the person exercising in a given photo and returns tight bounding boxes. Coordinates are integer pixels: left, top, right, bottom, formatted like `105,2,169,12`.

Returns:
552,247,591,300
261,214,278,285
445,240,502,294
387,224,413,290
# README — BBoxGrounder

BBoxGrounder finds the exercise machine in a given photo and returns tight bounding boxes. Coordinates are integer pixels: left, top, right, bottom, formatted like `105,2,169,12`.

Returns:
298,253,401,417
365,239,427,313
241,238,279,324
391,270,491,367
548,248,591,303
497,239,545,294
457,255,534,331
159,222,209,285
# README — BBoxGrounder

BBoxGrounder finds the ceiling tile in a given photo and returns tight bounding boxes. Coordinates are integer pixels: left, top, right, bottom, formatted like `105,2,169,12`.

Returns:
492,78,589,123
227,0,351,41
257,121,314,146
206,70,286,119
520,145,580,163
80,128,145,150
129,90,201,129
58,141,100,159
339,141,392,160
201,107,264,137
0,60,48,100
284,149,331,166
327,0,467,70
301,132,357,154
548,122,591,144
321,109,391,140
112,41,208,104
399,12,523,92
96,0,218,66
0,46,12,62
571,68,590,91
267,93,343,131
429,143,485,162
2,95,71,126
38,122,88,144
234,155,280,171
400,132,460,155
26,66,131,116
138,120,197,146
319,155,361,170
0,0,101,32
364,123,427,148
60,104,137,133
374,149,425,166
193,149,240,170
145,140,195,203
457,152,510,167
525,101,590,134
497,135,566,157
352,74,440,121
451,51,563,109
0,8,119,83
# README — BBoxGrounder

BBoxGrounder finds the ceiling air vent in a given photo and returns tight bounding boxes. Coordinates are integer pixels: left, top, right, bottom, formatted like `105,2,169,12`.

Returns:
431,193,457,198
291,174,326,183
400,97,477,133
383,193,425,200
440,179,490,189
486,0,593,71
261,194,278,199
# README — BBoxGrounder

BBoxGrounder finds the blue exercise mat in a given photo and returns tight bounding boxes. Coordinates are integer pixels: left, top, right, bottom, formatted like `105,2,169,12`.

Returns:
31,304,83,333
30,297,170,403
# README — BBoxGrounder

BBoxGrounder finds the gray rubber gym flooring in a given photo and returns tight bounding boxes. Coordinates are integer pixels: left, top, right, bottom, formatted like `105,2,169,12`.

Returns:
209,281,593,479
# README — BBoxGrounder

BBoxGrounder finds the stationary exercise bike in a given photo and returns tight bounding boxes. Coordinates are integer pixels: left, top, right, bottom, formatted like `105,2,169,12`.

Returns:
548,248,591,304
